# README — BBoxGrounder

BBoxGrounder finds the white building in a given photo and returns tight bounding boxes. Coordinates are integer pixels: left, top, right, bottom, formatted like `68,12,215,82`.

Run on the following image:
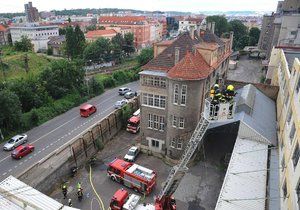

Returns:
10,23,59,52
178,18,206,34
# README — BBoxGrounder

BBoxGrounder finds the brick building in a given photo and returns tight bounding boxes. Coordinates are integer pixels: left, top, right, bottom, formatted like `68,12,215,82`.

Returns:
24,2,39,23
139,26,233,159
85,29,117,42
98,16,151,49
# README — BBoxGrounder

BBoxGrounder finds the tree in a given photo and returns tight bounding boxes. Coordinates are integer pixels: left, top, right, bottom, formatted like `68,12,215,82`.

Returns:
228,20,248,50
59,28,66,35
14,36,33,52
74,25,86,58
237,35,250,50
86,25,97,32
249,27,261,46
123,33,135,55
89,77,104,96
137,48,154,66
0,89,22,132
206,16,230,37
98,26,105,30
39,60,84,99
111,33,124,63
83,37,111,63
65,26,85,59
68,17,71,23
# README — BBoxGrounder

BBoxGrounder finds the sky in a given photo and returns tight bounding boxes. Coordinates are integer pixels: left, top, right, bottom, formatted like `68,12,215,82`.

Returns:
0,0,279,13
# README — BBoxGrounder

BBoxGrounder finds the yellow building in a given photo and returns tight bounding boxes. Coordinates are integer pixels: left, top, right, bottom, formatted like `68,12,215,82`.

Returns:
269,46,300,210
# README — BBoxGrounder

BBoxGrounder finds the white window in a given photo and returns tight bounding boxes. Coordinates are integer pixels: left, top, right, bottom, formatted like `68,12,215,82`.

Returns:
172,116,177,127
154,77,160,87
142,93,166,109
181,85,187,105
160,78,166,88
159,116,165,131
143,93,148,105
179,118,185,129
142,76,147,85
160,96,166,108
154,95,160,107
151,139,159,148
148,114,153,128
177,138,183,150
148,94,154,106
153,115,159,130
174,84,179,104
148,77,154,86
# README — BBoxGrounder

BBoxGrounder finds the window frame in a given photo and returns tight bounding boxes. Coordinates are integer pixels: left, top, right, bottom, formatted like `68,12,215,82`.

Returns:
173,84,179,104
179,117,185,129
181,85,187,106
172,116,177,127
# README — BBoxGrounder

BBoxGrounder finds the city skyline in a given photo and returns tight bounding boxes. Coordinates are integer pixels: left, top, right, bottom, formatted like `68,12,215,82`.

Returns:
0,0,279,13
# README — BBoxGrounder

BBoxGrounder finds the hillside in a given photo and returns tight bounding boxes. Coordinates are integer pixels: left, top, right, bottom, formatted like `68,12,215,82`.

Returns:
0,47,54,81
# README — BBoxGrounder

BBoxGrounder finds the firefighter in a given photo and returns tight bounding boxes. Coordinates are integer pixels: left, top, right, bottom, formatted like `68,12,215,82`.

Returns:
225,85,236,117
62,182,67,199
77,182,81,190
210,84,219,99
77,188,83,201
68,198,72,207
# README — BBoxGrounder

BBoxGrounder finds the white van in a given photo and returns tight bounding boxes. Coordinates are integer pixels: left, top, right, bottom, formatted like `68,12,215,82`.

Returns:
118,87,131,95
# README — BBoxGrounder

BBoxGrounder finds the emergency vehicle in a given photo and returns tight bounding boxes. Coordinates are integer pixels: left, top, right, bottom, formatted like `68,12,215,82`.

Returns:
126,115,140,133
107,158,156,195
108,94,236,210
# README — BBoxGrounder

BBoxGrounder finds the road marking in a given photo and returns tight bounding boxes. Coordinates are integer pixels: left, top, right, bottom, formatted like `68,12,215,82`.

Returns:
34,154,37,156
2,172,6,176
38,151,41,154
50,143,53,146
24,159,28,162
8,169,12,172
46,145,49,149
14,165,17,168
19,162,22,165
42,148,45,151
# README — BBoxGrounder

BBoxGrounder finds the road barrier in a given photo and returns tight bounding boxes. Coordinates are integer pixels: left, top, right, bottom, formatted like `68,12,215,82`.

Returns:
17,98,139,194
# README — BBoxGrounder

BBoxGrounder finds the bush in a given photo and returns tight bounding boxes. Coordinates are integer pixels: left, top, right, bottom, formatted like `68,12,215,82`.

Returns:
47,47,53,55
121,104,133,127
102,76,116,88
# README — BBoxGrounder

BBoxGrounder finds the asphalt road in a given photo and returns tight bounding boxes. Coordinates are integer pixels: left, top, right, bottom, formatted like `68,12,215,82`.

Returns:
0,81,139,181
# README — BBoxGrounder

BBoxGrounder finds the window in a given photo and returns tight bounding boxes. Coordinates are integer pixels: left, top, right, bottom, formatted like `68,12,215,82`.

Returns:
148,114,153,128
179,118,185,129
282,180,287,199
172,116,177,127
292,143,300,168
159,116,165,131
148,77,154,86
174,84,179,104
153,115,159,130
181,85,187,105
141,76,166,88
160,96,166,108
161,78,166,88
142,93,166,109
154,95,159,107
290,123,296,142
151,139,159,148
148,94,154,106
154,77,160,87
177,138,183,150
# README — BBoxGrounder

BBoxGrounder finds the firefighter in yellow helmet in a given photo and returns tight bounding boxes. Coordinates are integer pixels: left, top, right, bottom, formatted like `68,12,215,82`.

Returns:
224,85,236,117
210,84,219,99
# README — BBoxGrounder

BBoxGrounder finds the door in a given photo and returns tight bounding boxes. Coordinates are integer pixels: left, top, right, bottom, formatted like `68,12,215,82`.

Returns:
15,139,20,147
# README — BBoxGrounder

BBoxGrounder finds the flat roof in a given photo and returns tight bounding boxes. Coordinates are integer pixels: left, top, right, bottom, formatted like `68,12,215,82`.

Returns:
139,70,167,77
0,176,79,210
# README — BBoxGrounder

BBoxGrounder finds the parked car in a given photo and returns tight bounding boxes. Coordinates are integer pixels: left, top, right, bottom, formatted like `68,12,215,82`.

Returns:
118,87,131,95
80,104,97,117
11,144,35,159
124,91,137,99
114,99,128,109
124,146,140,162
3,134,28,151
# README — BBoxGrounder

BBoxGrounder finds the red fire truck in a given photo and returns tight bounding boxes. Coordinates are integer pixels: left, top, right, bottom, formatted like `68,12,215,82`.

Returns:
107,158,156,195
126,115,140,134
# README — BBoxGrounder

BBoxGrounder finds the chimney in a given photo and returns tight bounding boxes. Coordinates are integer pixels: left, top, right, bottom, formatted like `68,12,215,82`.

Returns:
229,31,234,50
211,22,215,34
189,25,195,39
175,47,180,64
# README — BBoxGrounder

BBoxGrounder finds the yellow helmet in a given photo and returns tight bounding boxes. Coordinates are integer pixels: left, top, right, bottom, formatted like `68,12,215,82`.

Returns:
227,85,234,91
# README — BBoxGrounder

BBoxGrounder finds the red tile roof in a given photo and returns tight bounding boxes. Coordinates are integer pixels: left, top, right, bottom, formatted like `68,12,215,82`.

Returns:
167,51,212,80
0,25,7,32
99,16,147,25
86,29,117,39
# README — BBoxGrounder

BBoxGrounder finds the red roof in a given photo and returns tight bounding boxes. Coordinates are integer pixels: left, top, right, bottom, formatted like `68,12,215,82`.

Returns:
80,104,93,110
167,51,212,80
86,29,117,39
99,16,147,25
0,25,7,32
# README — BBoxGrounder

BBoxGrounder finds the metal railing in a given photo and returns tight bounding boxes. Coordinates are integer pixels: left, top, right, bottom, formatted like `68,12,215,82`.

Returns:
204,99,235,121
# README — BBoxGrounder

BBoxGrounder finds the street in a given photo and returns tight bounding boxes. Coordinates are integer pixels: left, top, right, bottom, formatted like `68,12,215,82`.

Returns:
0,81,139,181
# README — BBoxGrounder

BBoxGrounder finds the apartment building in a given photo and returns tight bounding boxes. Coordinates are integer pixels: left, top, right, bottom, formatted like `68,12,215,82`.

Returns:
178,17,206,34
268,46,300,210
85,29,117,42
139,26,233,159
10,23,59,52
98,16,151,49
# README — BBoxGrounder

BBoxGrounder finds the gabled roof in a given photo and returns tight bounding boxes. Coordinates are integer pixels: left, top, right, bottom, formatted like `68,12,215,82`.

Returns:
86,29,117,39
143,32,201,71
0,25,7,32
167,51,211,80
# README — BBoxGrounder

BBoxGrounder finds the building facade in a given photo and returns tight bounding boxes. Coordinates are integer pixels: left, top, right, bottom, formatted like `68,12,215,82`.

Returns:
98,16,151,49
139,27,233,159
178,17,206,34
10,24,59,52
24,2,39,23
268,46,300,210
0,25,8,46
85,29,117,42
47,35,65,56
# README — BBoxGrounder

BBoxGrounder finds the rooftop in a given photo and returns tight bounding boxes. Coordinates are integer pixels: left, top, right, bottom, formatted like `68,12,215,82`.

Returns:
0,25,7,32
86,29,117,39
99,16,147,25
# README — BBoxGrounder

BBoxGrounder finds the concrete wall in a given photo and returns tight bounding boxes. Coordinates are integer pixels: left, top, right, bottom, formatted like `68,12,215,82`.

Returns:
17,98,139,194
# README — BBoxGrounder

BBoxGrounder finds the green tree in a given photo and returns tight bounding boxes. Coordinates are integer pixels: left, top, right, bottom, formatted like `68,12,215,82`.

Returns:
65,26,76,59
83,37,111,63
206,16,229,37
137,47,154,66
229,20,248,50
40,60,84,99
74,25,86,58
68,17,71,23
0,89,22,132
111,33,124,63
14,36,33,52
89,77,104,96
86,25,97,32
98,26,105,30
123,33,135,55
249,27,261,46
59,28,66,35
237,35,250,50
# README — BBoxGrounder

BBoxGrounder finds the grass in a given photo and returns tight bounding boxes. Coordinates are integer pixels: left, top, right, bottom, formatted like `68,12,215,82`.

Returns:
0,46,53,81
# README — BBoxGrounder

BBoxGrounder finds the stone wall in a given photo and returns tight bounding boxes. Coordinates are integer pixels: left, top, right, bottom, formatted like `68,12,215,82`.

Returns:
17,98,139,194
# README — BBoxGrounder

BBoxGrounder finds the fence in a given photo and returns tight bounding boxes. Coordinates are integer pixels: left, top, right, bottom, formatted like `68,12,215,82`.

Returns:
17,98,139,193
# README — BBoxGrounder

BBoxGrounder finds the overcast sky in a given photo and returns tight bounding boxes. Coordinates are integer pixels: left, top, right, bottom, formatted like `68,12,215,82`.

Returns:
1,0,279,13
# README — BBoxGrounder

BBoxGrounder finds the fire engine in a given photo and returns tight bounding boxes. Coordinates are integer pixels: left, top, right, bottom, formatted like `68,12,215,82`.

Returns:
109,97,235,210
107,158,156,195
127,115,140,134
